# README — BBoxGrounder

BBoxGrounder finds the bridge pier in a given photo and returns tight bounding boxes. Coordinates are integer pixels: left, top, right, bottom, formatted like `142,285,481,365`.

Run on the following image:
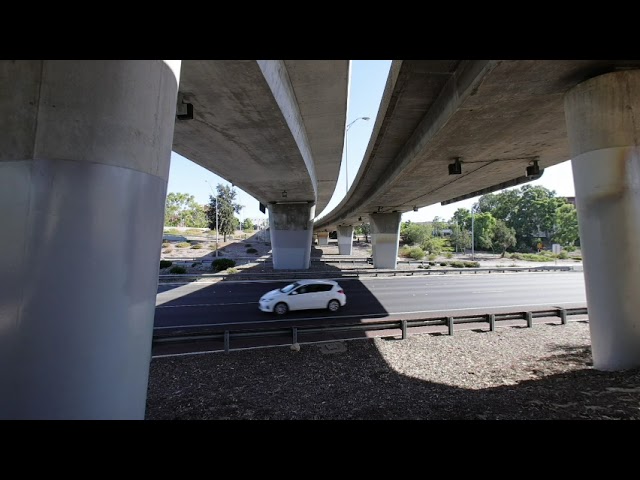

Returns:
565,69,640,371
317,231,329,245
268,202,315,269
370,212,402,269
337,225,354,255
0,60,180,418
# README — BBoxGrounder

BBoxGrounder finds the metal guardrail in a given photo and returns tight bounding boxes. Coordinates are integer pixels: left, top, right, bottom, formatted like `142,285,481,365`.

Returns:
153,307,588,354
158,265,574,283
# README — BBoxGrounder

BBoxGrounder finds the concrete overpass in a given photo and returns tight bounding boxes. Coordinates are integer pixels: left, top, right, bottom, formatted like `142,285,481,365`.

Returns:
3,60,640,419
173,60,349,269
314,60,640,375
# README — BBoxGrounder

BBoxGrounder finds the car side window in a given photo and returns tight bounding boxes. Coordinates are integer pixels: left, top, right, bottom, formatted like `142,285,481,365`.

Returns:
296,286,308,295
317,285,333,292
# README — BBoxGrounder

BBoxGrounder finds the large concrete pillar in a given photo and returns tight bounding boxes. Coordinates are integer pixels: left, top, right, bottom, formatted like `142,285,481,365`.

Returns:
317,231,329,245
0,60,180,418
268,202,315,269
337,225,354,255
564,70,640,371
370,212,402,269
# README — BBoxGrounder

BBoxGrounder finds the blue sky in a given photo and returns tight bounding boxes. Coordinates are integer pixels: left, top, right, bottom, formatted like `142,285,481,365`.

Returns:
167,60,576,224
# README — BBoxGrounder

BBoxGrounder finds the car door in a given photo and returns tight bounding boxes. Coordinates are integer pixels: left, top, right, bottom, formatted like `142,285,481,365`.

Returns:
305,284,325,309
287,285,309,311
314,283,333,309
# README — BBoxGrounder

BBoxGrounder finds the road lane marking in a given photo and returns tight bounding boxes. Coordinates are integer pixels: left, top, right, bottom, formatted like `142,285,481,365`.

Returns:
157,302,257,308
154,301,585,329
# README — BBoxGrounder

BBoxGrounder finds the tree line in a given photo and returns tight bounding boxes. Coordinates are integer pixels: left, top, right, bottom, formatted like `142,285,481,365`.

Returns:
361,185,580,256
164,186,256,240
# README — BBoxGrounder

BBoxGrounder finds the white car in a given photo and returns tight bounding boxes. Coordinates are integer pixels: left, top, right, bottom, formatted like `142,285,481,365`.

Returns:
259,279,347,315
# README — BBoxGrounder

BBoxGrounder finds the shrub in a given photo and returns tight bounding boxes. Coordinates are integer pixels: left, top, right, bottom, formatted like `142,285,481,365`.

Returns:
160,260,173,269
400,245,424,260
557,251,569,259
176,242,191,248
429,261,436,266
212,258,236,272
226,268,239,274
464,261,480,268
191,244,203,249
417,264,430,269
440,262,448,267
450,261,465,268
428,254,437,261
169,266,186,274
246,248,258,254
162,248,172,254
161,242,171,248
445,252,453,259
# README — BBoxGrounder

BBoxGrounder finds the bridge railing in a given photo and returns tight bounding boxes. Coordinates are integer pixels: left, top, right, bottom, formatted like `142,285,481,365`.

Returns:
152,307,588,355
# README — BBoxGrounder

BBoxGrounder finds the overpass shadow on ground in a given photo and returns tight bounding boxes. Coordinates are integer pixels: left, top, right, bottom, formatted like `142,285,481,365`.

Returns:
145,321,640,419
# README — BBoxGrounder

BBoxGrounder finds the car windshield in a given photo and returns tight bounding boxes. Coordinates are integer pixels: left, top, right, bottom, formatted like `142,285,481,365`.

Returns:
280,282,300,294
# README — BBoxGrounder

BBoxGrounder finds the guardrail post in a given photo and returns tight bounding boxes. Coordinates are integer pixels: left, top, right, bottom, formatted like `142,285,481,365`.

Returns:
488,313,495,332
559,308,567,325
447,316,454,336
525,311,533,328
292,327,298,345
401,320,408,340
224,330,230,354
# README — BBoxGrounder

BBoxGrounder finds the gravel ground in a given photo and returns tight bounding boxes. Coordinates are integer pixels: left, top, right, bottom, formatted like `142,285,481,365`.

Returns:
145,321,640,420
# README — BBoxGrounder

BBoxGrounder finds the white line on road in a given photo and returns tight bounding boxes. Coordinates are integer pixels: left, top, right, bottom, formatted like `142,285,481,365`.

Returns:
157,301,256,308
154,301,584,330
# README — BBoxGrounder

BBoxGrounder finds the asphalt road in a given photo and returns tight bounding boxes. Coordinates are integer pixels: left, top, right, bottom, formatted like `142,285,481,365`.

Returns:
154,271,586,332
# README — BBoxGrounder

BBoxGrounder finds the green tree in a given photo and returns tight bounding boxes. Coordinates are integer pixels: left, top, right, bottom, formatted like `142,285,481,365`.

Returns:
164,192,207,227
492,219,517,256
207,184,243,242
432,216,446,236
449,223,471,252
451,208,471,231
242,218,254,231
401,222,432,246
355,223,371,242
473,212,497,251
554,203,580,247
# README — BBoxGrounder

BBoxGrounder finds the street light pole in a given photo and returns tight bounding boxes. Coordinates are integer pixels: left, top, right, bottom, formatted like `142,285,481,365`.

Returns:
344,116,370,195
471,207,475,261
205,180,219,257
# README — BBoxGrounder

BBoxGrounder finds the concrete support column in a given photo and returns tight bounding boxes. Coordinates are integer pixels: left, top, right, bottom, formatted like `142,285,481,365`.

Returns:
0,60,180,418
337,225,354,255
268,202,316,269
370,212,402,269
317,231,329,245
564,70,640,371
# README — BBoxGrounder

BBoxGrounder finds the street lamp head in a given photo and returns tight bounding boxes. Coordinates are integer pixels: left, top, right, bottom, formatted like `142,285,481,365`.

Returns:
362,117,370,121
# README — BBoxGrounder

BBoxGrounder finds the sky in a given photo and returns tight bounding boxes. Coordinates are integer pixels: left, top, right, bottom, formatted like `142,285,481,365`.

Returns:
166,60,576,225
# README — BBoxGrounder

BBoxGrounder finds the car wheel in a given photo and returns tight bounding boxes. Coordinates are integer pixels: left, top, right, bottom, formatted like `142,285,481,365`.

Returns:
274,302,288,315
327,299,340,312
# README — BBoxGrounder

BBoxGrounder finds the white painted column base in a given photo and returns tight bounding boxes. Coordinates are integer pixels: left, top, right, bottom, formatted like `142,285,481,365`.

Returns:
268,203,315,269
337,225,354,255
370,212,402,270
565,70,640,371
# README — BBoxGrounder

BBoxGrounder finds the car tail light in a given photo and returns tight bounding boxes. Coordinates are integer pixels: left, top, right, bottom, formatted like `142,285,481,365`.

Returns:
337,289,344,294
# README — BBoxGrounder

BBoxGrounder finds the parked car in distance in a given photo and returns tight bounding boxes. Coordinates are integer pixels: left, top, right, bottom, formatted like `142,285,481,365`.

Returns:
259,279,346,315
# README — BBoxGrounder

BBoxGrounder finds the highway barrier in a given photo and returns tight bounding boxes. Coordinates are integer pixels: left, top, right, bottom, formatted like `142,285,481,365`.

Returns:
152,307,588,356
